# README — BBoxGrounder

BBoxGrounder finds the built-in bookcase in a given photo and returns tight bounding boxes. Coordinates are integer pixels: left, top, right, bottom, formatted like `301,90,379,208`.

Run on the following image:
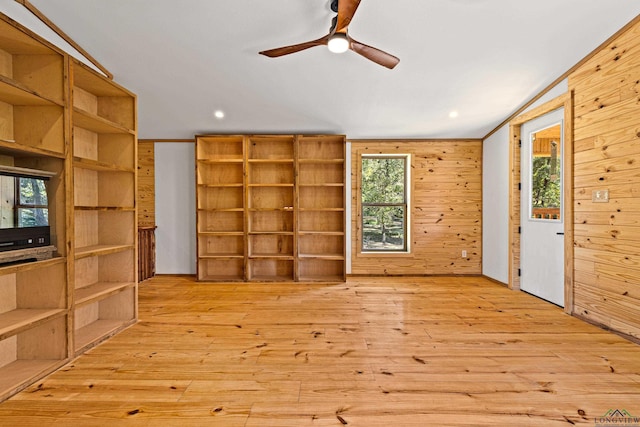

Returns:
196,136,245,280
0,13,137,402
246,135,296,281
196,134,345,282
70,59,137,354
297,135,345,282
0,15,69,401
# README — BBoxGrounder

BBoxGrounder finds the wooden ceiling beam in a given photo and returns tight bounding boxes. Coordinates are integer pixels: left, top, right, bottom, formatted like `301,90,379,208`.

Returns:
13,0,113,79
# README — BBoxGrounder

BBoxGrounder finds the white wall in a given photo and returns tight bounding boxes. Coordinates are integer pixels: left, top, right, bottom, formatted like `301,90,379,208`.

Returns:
482,80,568,283
482,126,510,283
155,143,196,274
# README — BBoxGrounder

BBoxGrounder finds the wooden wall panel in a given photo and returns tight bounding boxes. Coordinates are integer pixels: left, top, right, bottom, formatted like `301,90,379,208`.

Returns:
350,140,482,275
137,141,155,227
568,17,640,339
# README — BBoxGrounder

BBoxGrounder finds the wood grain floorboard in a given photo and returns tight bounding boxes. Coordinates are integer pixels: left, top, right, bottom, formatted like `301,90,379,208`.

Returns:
0,275,639,426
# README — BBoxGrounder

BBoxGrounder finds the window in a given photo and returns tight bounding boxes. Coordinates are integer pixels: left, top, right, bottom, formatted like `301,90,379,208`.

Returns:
529,123,562,220
16,177,49,227
360,155,409,252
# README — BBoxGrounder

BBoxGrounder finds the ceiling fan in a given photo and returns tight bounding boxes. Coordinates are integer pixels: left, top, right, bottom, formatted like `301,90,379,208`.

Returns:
259,0,400,69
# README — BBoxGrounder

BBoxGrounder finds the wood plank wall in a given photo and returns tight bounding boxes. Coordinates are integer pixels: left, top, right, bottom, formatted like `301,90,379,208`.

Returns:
350,140,482,275
568,18,640,338
137,141,155,227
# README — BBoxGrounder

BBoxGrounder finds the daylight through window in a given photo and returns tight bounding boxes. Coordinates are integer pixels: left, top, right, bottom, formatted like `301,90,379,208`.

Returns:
16,177,49,227
361,155,409,252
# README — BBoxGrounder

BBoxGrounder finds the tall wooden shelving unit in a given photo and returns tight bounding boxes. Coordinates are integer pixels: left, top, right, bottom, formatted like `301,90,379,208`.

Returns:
297,135,346,281
246,135,296,281
70,59,137,354
196,134,345,282
0,15,70,402
0,14,137,401
196,135,246,281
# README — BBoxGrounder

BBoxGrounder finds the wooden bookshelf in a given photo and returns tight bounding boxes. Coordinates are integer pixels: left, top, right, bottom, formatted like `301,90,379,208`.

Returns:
195,134,345,282
195,136,246,281
297,135,346,282
0,11,137,402
70,59,137,354
0,15,70,402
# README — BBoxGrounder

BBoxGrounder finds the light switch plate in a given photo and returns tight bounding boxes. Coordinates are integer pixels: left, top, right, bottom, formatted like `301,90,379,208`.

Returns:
592,189,609,203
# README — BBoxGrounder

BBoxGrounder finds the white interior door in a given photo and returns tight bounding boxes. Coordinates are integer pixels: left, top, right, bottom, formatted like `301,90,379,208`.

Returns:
520,108,564,307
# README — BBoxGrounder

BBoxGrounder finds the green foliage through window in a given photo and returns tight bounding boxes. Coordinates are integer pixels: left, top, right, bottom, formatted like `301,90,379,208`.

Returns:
531,157,560,209
17,177,49,227
361,156,408,251
530,131,562,220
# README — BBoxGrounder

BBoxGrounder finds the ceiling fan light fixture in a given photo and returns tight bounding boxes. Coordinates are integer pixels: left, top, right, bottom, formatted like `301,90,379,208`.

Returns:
328,33,349,53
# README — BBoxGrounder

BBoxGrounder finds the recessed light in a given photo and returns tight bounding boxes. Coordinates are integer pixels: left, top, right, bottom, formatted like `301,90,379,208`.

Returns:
449,110,459,119
214,110,225,119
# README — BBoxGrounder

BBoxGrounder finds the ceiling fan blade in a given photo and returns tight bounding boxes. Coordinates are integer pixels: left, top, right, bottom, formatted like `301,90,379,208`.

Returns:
336,0,362,32
259,35,330,58
348,37,400,69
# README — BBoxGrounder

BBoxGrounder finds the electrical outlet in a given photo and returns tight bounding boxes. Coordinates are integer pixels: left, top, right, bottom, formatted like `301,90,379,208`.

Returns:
592,189,609,203
462,250,467,258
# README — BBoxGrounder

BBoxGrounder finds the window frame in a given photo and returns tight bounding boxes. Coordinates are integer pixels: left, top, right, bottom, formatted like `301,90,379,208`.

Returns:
359,153,411,253
14,176,49,227
527,121,563,222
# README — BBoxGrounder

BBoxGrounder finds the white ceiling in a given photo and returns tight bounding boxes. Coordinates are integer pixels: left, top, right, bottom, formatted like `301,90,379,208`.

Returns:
21,1,640,139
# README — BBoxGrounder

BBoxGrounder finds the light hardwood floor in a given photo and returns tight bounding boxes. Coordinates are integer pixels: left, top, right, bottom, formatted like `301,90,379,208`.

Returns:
1,275,639,426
